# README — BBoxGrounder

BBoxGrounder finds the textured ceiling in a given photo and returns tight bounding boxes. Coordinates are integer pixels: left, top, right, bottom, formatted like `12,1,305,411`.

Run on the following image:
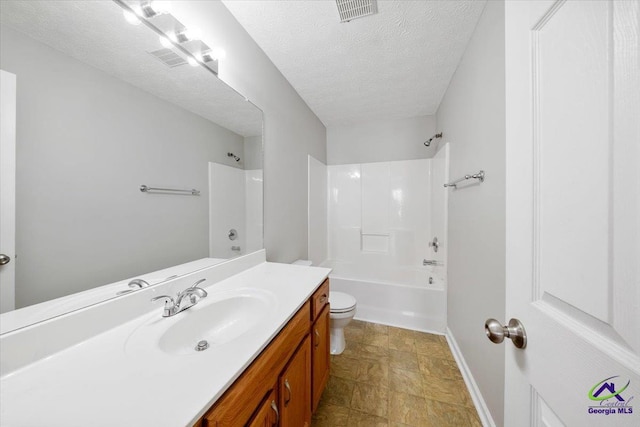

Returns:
0,1,262,137
222,0,486,126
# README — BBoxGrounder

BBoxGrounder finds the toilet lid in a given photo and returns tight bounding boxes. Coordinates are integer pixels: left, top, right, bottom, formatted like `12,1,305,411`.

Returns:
330,291,356,313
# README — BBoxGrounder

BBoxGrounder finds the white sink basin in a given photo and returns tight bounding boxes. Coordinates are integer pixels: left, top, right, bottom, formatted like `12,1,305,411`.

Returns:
125,288,278,357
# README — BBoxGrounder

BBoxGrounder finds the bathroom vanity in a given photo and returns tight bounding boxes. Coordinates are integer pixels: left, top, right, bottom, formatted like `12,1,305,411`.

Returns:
0,251,331,426
200,278,330,426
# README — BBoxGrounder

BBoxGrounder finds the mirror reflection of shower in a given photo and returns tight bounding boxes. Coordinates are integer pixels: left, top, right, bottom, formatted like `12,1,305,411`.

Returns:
423,132,443,147
227,152,241,162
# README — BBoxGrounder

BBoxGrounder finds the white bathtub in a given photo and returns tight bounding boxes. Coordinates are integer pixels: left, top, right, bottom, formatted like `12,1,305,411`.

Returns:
321,260,446,334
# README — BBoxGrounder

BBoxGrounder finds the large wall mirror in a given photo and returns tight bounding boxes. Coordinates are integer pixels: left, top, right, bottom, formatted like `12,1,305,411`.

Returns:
0,0,263,332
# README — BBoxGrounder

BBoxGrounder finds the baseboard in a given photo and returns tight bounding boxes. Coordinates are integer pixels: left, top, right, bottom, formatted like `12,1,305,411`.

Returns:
445,327,497,427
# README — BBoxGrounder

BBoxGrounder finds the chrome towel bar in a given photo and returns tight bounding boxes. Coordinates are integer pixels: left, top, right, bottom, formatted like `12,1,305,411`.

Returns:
444,170,485,188
140,185,200,196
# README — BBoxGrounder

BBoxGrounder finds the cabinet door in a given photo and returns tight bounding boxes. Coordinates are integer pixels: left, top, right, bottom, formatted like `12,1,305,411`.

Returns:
247,389,278,427
279,335,311,427
311,305,330,413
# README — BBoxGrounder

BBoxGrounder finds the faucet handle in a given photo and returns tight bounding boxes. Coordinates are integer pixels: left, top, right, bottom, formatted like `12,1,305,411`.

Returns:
189,278,206,289
151,295,175,317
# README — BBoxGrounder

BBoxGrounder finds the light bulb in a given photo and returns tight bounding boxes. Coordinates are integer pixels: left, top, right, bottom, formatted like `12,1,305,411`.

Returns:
209,47,226,60
187,56,198,67
182,27,202,42
159,35,172,49
123,9,141,25
149,0,172,15
167,32,178,43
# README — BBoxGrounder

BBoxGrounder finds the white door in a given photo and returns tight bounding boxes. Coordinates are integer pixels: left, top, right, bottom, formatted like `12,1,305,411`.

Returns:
504,1,639,426
0,70,17,313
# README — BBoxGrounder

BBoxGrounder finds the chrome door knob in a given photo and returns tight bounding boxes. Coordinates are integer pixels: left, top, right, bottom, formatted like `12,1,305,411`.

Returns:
0,254,10,265
485,318,527,349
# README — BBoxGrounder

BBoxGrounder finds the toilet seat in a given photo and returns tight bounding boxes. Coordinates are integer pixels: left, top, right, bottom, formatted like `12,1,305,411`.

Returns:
330,291,356,314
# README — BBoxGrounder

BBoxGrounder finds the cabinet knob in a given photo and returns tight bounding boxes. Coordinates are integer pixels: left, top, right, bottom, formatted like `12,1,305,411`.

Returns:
314,329,320,348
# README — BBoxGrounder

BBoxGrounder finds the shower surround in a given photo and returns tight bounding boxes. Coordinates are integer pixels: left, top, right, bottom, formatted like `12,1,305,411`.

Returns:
320,149,448,333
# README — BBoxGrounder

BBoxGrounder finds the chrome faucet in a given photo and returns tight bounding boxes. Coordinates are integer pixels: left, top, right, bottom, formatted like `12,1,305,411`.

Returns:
116,278,151,296
128,279,150,289
151,279,208,317
423,259,443,266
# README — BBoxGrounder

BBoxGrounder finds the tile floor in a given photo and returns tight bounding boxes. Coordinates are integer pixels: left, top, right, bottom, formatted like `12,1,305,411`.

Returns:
312,320,482,427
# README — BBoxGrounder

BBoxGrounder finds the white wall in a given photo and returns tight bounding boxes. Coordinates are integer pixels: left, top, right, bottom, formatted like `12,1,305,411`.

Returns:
245,169,264,254
243,135,263,171
0,27,245,307
307,156,327,266
173,1,327,263
435,1,506,426
327,115,437,165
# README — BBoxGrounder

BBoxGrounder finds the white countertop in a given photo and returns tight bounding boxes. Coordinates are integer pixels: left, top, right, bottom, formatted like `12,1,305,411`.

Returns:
0,261,330,427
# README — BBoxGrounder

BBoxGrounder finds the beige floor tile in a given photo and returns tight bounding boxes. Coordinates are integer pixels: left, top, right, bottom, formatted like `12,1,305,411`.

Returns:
362,331,390,348
355,358,390,386
365,322,390,335
322,375,355,408
345,326,365,343
417,354,463,381
425,399,478,426
342,342,390,360
351,382,389,417
316,321,478,427
422,375,473,408
413,332,442,344
389,349,420,372
347,409,389,427
414,338,453,360
389,391,430,426
311,402,350,427
390,367,425,397
389,328,417,352
350,319,367,331
331,355,360,381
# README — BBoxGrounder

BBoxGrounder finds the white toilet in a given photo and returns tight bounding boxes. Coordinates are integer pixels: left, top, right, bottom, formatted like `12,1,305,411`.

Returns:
291,260,357,355
328,291,357,355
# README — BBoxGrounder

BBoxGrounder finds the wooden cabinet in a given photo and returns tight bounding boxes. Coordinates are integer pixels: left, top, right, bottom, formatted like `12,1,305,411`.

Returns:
200,279,330,427
311,279,329,320
312,305,330,413
247,389,278,427
279,336,311,427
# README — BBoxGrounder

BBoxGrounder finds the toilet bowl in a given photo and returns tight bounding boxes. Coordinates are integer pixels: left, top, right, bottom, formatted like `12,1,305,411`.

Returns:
329,291,357,355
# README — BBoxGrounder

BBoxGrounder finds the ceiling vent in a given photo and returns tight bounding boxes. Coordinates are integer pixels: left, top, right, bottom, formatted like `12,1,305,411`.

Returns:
336,0,378,23
147,48,187,68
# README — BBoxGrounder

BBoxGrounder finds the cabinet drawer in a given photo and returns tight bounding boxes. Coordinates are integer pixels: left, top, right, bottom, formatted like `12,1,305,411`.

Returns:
311,279,329,321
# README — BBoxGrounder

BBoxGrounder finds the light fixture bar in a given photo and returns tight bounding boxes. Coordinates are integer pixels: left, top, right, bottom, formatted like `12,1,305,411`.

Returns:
113,0,218,75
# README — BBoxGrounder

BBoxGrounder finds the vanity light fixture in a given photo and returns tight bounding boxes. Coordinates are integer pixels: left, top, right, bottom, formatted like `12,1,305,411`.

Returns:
187,56,199,67
159,35,172,49
114,0,221,75
123,8,141,25
139,0,171,19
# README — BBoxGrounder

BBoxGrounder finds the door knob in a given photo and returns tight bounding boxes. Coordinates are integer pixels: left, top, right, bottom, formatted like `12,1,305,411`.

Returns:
485,318,527,349
0,254,10,265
